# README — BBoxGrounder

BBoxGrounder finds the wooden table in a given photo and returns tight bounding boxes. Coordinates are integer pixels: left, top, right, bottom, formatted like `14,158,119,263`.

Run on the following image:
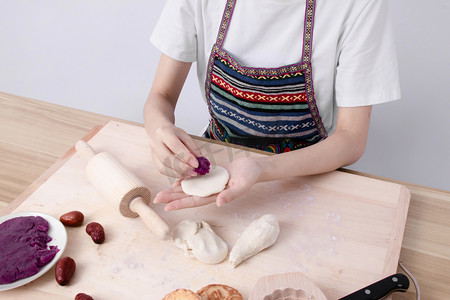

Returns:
1,91,449,299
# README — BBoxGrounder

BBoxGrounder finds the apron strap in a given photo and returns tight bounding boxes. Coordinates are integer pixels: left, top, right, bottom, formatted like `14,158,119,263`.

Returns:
302,0,316,64
215,0,237,47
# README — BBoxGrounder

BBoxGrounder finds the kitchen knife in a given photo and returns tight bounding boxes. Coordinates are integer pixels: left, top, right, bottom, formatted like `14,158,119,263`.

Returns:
339,273,409,300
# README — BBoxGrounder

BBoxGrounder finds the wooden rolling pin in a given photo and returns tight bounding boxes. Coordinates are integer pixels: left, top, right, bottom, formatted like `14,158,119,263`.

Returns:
75,140,171,240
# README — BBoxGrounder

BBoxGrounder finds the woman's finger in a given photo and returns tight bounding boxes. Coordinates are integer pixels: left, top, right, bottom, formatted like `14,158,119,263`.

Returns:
177,131,202,158
164,195,216,211
153,185,185,204
151,151,185,178
153,140,197,177
164,130,199,169
171,179,183,187
216,179,249,207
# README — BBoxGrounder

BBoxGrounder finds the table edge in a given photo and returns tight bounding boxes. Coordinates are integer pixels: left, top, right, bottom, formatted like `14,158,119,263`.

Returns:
0,123,106,217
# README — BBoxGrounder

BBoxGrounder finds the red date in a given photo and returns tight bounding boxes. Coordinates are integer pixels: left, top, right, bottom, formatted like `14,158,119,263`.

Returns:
86,222,105,244
75,293,94,300
55,256,76,286
60,211,84,227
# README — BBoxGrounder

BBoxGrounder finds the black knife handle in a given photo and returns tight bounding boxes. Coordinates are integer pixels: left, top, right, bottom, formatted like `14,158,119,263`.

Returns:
339,273,410,300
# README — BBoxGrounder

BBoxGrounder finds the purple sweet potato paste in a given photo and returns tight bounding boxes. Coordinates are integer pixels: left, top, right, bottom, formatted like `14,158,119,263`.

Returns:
0,216,60,284
194,156,211,175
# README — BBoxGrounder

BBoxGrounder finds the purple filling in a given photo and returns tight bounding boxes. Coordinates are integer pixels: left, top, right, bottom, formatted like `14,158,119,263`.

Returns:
193,156,211,175
0,216,60,284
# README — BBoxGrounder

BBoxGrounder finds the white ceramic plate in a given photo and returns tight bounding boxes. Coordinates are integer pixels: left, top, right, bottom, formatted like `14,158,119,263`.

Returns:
0,211,67,291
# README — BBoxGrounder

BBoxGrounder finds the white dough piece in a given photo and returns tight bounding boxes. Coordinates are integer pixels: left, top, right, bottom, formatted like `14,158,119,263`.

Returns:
229,214,280,268
172,219,228,264
181,166,229,197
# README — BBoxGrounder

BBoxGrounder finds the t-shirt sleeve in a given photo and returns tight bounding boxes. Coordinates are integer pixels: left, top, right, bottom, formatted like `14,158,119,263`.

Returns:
335,0,401,107
150,0,197,62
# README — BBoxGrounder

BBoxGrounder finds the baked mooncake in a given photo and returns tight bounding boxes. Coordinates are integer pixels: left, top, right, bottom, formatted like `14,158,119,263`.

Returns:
163,289,201,300
196,284,243,300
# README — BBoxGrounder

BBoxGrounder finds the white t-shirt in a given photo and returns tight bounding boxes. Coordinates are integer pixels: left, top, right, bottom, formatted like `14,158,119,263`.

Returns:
150,0,401,133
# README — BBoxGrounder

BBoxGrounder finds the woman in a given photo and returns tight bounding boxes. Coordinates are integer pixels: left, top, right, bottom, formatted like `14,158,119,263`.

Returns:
144,0,400,210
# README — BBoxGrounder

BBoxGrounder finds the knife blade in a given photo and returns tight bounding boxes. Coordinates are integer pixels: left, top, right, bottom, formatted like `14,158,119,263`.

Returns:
338,273,409,300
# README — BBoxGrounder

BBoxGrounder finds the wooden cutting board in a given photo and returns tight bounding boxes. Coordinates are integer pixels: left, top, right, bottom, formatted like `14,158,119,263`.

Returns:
1,121,410,299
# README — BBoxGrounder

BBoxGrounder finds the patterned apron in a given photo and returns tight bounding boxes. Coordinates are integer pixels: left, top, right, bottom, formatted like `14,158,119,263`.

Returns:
204,0,327,153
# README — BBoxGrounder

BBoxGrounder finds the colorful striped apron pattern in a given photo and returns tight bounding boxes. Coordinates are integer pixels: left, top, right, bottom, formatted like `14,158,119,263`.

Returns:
204,0,327,153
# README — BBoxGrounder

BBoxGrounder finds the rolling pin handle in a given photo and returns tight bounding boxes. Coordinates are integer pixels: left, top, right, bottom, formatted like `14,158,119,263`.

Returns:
75,140,97,161
129,196,171,240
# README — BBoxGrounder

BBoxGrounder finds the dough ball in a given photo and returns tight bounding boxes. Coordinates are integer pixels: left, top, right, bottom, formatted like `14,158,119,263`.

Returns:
181,166,229,197
173,220,228,264
229,214,280,268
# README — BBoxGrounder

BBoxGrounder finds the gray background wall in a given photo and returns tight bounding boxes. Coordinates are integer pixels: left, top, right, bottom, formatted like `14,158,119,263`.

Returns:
1,0,449,191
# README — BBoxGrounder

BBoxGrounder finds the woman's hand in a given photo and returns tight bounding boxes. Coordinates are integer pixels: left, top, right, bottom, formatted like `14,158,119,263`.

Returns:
153,156,264,211
148,122,201,178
